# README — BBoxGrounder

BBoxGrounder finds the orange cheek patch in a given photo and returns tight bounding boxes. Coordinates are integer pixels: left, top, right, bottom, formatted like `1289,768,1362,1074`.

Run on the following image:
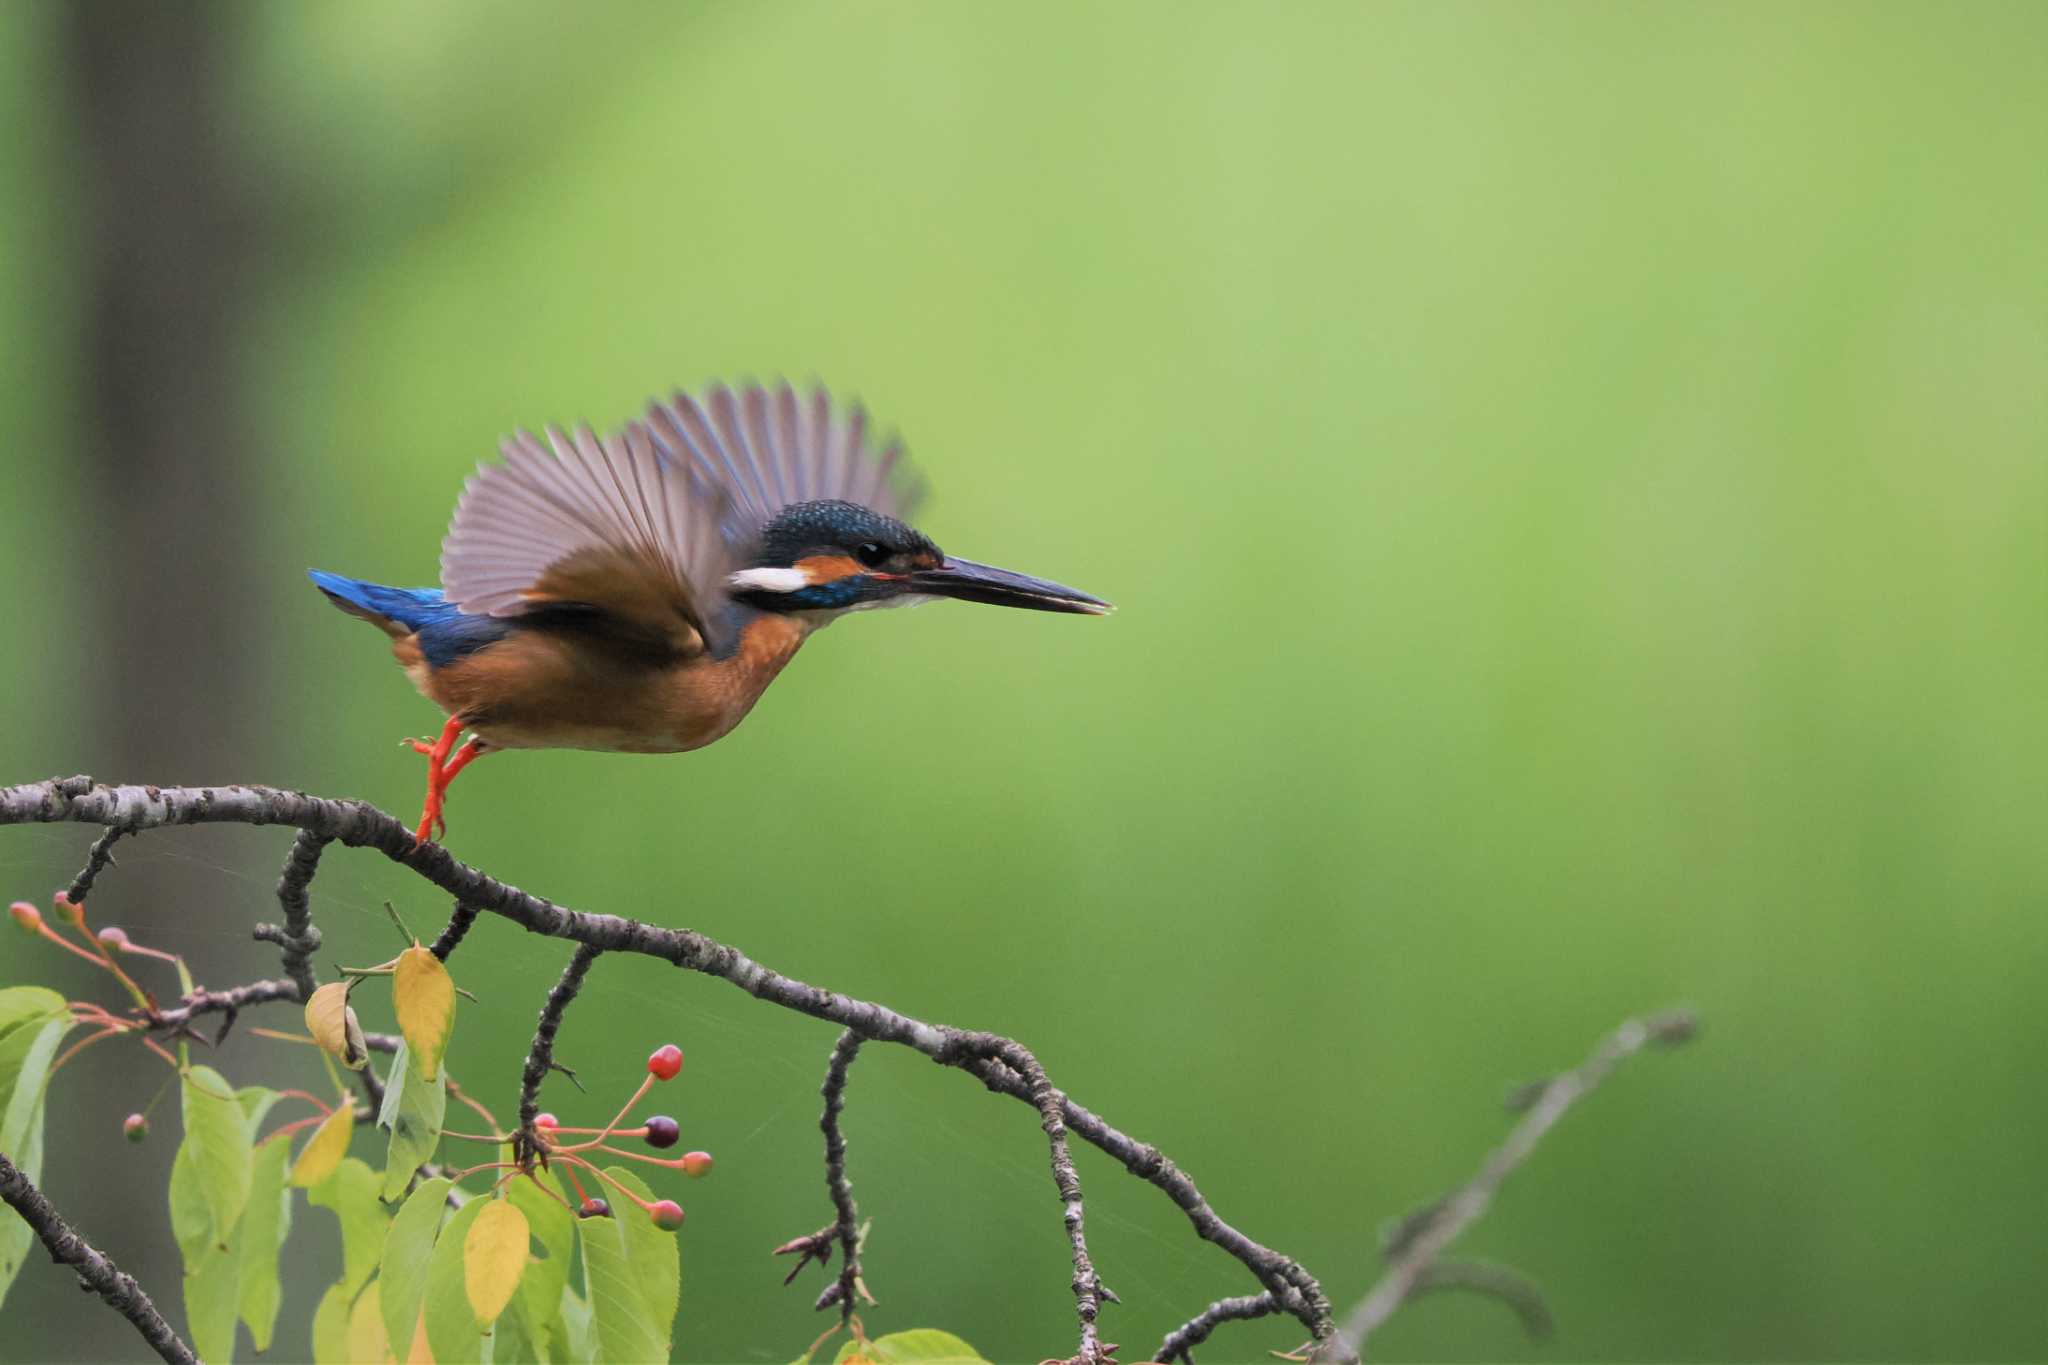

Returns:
795,554,865,585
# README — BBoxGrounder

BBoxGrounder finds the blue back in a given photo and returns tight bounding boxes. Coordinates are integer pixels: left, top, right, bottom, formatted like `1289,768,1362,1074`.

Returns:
309,571,514,668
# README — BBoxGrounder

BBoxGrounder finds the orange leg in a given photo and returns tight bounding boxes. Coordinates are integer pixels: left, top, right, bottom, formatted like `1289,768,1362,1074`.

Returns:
405,716,489,844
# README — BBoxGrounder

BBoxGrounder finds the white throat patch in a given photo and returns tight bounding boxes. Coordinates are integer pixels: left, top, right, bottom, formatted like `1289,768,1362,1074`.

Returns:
727,566,811,594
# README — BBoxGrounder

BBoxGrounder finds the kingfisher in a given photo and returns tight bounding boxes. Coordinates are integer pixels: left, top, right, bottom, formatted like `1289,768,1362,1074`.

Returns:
312,380,1109,843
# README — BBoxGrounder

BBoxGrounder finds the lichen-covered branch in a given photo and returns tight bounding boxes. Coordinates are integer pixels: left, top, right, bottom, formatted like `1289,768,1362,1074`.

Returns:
1322,1009,1699,1361
0,776,1334,1345
0,1147,196,1365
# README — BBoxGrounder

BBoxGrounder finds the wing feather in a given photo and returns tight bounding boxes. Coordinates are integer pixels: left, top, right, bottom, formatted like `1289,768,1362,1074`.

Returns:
640,379,925,582
440,380,923,658
440,421,731,657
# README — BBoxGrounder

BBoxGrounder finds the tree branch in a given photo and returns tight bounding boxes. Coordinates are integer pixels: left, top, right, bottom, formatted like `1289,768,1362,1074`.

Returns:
0,1147,196,1365
0,776,1334,1346
1155,1292,1279,1363
252,827,327,1001
1322,1008,1698,1360
516,943,602,1163
776,1029,871,1317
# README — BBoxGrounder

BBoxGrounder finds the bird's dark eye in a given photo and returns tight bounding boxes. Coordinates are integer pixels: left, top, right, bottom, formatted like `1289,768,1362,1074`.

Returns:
854,541,890,568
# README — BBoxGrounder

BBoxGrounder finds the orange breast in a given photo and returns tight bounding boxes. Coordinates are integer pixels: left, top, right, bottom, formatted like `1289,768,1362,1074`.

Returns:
405,614,811,755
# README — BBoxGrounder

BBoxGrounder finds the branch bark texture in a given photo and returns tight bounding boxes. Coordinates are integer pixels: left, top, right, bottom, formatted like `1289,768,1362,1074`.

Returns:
0,1147,197,1365
1,776,1334,1360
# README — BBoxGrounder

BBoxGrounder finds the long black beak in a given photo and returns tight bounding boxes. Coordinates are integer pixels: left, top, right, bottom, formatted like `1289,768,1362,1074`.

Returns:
908,557,1112,615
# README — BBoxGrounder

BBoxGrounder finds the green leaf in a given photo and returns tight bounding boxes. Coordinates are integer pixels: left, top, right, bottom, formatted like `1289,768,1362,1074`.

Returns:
423,1196,489,1365
506,1157,574,1346
581,1169,675,1365
180,1065,254,1248
0,987,72,1309
606,1167,679,1341
181,1224,241,1363
236,1134,295,1352
308,1156,389,1297
310,1280,352,1364
377,1039,447,1200
489,1277,546,1365
380,1176,453,1358
851,1330,990,1363
558,1283,594,1365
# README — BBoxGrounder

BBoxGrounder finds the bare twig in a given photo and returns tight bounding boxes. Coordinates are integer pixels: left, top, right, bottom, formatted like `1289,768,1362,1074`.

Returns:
516,943,602,1163
253,828,327,1000
147,976,302,1034
66,827,127,904
781,1030,869,1317
954,1032,1112,1364
1322,1008,1698,1360
1407,1260,1553,1341
1156,1291,1279,1363
429,901,480,960
0,1147,196,1365
0,776,1333,1344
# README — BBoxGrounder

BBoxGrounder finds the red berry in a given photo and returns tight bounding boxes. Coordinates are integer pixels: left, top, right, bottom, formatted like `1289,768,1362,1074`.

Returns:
52,893,85,929
122,1113,149,1143
9,902,41,934
577,1198,612,1219
97,926,130,949
642,1115,679,1149
534,1113,559,1130
646,1044,683,1080
680,1150,714,1178
648,1199,685,1230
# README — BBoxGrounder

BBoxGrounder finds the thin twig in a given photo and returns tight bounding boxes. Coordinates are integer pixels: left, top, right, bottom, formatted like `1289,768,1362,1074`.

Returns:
0,776,1334,1343
782,1030,869,1317
956,1033,1110,1364
1155,1292,1278,1363
516,943,602,1163
0,1147,196,1364
429,901,480,960
147,977,301,1033
254,828,328,1001
1323,1009,1698,1361
67,827,127,903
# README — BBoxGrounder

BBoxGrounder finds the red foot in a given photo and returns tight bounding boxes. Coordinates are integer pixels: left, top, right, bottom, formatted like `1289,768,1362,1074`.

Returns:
406,716,488,843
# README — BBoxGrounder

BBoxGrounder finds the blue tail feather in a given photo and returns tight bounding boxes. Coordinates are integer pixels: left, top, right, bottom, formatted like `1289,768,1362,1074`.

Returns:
309,570,513,667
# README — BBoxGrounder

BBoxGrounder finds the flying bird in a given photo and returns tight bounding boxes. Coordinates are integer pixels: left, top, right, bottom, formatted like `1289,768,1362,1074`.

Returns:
312,381,1109,843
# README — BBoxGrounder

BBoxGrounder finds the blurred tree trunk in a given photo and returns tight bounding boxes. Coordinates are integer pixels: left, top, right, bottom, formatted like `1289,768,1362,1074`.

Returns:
52,6,274,1359
65,0,267,781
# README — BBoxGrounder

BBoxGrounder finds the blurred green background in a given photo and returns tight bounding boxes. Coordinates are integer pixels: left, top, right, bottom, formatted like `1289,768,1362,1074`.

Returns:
3,1,2045,1360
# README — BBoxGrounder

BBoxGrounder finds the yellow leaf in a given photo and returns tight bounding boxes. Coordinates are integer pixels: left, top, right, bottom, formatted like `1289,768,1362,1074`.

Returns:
462,1198,530,1328
306,981,367,1070
393,946,456,1082
344,1279,392,1364
292,1103,357,1189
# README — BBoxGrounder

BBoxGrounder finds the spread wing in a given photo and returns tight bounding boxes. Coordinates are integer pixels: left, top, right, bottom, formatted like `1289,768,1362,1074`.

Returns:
638,379,926,579
439,423,732,658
